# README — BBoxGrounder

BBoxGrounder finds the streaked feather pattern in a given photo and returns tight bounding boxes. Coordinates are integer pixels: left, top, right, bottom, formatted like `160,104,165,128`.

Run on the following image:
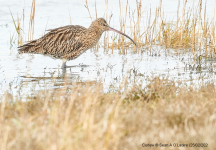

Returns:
18,25,88,60
18,18,136,68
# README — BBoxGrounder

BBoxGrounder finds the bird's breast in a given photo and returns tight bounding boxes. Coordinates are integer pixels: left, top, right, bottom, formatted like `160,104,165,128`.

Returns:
81,31,103,49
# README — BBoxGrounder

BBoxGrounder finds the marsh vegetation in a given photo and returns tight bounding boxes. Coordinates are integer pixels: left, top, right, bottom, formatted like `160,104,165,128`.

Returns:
1,0,216,149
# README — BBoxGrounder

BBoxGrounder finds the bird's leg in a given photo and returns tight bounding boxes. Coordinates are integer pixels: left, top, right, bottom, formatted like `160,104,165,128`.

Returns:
61,59,67,69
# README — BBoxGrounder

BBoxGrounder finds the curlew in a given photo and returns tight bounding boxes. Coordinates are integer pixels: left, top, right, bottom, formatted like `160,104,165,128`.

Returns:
18,18,137,69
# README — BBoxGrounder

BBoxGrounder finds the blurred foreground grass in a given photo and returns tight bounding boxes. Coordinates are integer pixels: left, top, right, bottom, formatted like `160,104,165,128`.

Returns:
0,76,215,150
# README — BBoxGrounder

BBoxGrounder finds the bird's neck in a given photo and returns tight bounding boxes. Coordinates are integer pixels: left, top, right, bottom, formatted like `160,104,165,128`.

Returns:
83,25,104,48
88,25,103,36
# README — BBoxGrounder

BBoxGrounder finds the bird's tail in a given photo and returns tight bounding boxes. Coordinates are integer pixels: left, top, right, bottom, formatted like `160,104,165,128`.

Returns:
18,40,37,54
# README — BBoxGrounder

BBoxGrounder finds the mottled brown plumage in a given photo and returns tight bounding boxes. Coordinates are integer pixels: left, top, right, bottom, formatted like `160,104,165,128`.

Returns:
18,18,136,68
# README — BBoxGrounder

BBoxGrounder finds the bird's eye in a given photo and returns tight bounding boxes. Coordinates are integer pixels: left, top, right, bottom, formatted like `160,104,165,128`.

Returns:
103,24,106,26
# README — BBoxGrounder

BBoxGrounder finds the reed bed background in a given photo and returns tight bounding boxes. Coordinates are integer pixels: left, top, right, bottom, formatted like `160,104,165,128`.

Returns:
12,0,216,58
81,0,216,57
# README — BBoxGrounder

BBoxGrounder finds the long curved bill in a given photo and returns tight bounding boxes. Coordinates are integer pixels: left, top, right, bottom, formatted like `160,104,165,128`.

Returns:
108,27,137,46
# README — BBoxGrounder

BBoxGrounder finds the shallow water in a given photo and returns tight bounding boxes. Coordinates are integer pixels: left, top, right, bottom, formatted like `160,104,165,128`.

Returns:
0,0,216,95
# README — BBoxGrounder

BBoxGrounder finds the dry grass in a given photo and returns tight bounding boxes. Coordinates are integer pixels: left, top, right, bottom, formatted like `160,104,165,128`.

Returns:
28,0,36,41
0,77,216,150
103,0,216,57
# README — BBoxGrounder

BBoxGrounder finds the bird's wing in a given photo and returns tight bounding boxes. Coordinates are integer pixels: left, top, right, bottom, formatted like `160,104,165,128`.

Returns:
41,25,86,58
19,25,86,58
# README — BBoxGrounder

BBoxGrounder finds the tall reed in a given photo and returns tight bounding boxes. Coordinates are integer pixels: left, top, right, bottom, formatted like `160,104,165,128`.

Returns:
28,0,36,41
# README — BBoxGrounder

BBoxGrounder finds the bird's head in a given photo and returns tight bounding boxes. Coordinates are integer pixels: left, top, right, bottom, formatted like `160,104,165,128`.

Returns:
90,18,137,46
90,18,110,32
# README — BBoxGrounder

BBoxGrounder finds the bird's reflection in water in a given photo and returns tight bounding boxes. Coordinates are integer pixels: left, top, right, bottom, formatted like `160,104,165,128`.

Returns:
19,64,93,88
